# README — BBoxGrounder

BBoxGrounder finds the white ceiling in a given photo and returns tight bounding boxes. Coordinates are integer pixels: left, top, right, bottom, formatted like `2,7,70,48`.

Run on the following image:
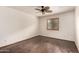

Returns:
8,6,75,16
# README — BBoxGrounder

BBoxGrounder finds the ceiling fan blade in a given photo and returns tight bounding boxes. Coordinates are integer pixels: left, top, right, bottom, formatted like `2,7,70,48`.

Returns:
45,10,52,13
45,6,50,10
35,8,41,11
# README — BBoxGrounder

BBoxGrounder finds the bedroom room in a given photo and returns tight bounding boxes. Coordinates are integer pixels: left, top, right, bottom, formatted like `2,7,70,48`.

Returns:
0,6,79,53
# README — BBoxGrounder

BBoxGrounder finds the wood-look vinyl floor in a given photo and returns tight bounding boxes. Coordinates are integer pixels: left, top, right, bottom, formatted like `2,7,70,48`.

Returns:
0,35,78,53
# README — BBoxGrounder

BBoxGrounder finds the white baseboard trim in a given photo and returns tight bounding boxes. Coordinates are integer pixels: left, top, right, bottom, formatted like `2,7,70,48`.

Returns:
39,34,75,42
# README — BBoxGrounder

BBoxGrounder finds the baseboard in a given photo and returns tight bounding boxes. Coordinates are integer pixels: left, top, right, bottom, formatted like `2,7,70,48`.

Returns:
39,35,75,42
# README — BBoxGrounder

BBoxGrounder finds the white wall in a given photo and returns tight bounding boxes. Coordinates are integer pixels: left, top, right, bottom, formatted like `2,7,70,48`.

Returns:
39,11,75,41
75,7,79,51
0,7,39,47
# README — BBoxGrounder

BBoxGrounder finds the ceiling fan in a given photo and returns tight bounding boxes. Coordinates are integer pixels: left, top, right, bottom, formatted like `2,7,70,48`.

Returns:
35,6,52,14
